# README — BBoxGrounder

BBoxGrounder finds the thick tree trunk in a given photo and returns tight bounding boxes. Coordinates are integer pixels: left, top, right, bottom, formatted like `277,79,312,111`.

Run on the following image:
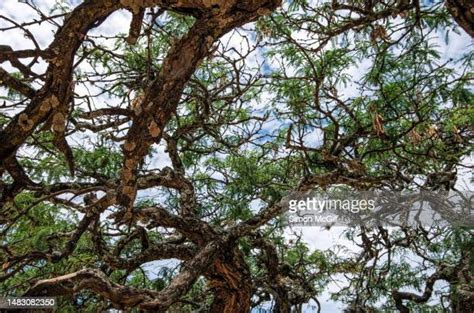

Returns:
208,250,252,313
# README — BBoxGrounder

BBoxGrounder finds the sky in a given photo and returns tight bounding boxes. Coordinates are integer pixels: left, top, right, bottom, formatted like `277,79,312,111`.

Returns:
1,1,472,312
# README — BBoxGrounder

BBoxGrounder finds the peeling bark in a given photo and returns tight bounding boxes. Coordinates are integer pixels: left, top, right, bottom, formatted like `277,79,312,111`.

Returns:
207,249,253,313
1,0,471,312
117,0,283,212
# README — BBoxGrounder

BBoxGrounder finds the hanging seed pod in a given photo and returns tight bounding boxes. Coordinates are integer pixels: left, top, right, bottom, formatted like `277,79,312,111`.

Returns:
372,113,385,136
408,129,422,144
370,25,388,43
347,159,366,174
131,93,144,116
426,124,438,139
453,126,463,143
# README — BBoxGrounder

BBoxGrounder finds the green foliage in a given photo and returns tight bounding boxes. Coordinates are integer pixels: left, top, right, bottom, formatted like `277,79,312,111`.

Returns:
1,0,472,311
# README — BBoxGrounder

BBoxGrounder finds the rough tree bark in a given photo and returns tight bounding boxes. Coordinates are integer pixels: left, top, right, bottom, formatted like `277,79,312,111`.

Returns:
3,0,471,312
1,1,282,312
445,0,474,37
207,248,253,313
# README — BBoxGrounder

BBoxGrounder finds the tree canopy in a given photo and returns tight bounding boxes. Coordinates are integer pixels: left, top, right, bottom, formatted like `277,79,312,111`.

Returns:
0,0,472,312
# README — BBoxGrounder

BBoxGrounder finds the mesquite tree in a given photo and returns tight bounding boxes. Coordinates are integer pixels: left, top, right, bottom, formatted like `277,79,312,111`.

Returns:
0,0,472,312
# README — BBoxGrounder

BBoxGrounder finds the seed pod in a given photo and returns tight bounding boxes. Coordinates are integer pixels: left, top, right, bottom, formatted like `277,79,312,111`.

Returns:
347,159,366,174
2,261,10,272
453,126,463,143
370,25,388,43
427,125,438,139
372,113,385,136
408,129,422,144
131,94,144,116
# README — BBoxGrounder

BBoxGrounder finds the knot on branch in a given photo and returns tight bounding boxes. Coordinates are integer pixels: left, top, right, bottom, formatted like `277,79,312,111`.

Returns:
17,113,34,131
